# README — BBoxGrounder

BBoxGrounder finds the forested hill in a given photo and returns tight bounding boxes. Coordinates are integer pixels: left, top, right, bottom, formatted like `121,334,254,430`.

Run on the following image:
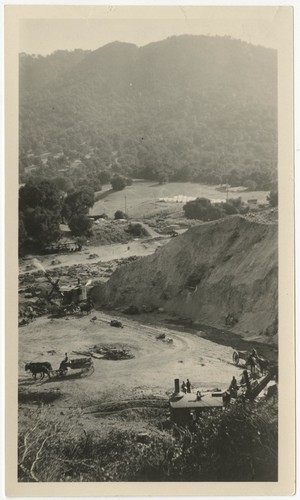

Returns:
19,35,277,188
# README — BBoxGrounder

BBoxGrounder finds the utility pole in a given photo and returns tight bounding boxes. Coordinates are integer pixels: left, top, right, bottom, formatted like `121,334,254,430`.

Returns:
124,195,127,216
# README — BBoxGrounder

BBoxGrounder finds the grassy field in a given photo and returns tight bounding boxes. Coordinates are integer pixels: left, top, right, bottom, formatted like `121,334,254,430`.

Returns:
90,181,270,219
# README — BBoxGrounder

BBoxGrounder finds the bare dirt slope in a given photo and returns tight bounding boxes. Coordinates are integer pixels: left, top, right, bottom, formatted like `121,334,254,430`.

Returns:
94,215,278,342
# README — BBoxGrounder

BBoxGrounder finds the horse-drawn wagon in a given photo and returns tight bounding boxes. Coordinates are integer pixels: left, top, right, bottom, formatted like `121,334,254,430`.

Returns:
232,350,249,366
25,357,94,381
232,350,269,374
51,357,94,378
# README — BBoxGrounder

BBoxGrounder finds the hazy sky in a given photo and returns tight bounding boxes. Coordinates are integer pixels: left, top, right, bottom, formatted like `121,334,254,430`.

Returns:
19,6,285,55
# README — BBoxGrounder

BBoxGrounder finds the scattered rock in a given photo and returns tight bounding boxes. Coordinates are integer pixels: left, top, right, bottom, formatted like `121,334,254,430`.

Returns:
110,320,123,328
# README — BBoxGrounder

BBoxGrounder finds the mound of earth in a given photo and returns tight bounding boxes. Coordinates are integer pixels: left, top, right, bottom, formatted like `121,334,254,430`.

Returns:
93,215,278,342
90,344,134,360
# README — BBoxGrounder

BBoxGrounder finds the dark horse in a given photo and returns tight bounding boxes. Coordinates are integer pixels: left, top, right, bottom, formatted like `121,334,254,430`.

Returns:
25,362,52,380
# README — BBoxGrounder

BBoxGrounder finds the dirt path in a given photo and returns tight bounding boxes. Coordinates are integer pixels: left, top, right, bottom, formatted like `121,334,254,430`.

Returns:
19,237,166,276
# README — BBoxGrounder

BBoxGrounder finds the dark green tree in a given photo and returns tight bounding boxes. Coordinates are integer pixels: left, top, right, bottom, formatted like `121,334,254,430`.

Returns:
52,176,74,193
111,175,127,191
98,170,111,184
114,210,127,220
22,207,61,245
62,187,95,222
19,179,63,214
68,214,93,236
183,197,224,221
19,180,62,249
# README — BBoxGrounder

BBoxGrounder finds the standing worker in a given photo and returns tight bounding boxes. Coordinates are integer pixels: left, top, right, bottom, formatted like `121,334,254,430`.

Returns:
251,348,258,358
186,379,191,393
181,381,187,394
59,352,69,371
229,376,238,397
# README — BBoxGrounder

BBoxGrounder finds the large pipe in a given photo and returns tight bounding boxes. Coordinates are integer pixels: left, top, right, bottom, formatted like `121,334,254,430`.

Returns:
174,378,180,394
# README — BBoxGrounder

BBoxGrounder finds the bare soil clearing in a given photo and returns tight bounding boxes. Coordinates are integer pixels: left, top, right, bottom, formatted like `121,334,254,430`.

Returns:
19,312,241,405
91,181,269,219
18,308,251,452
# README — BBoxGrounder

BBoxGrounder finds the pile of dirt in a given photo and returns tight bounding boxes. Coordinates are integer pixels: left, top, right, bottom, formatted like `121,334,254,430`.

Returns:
91,344,134,360
89,220,151,245
94,215,278,342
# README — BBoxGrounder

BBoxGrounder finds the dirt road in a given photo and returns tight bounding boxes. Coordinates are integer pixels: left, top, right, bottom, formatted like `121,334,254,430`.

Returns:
19,237,165,275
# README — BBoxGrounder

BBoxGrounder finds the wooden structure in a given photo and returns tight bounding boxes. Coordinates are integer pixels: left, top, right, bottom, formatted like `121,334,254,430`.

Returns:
169,379,223,425
243,368,278,401
59,285,84,305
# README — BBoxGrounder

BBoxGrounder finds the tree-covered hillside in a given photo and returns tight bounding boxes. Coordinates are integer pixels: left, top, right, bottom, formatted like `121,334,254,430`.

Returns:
19,35,277,189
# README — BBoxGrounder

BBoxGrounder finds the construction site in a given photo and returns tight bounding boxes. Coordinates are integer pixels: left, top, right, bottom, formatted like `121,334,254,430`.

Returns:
18,209,278,482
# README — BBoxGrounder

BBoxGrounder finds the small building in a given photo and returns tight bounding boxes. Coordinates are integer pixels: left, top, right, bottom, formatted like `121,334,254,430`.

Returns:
169,379,223,425
59,285,84,305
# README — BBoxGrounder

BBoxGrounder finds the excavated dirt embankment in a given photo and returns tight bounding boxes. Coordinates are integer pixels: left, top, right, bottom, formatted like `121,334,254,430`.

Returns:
92,216,278,342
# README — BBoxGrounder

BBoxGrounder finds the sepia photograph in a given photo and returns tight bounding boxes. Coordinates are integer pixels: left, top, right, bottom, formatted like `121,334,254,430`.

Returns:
4,4,295,496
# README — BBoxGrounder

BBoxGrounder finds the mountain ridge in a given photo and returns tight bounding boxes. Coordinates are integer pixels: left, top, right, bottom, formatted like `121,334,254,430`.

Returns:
19,35,277,189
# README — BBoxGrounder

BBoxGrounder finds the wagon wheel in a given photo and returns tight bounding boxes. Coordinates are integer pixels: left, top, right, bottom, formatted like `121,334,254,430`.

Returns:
232,351,240,365
83,364,95,376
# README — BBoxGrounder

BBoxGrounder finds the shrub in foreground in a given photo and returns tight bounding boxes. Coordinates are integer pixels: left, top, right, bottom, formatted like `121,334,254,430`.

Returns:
18,402,277,482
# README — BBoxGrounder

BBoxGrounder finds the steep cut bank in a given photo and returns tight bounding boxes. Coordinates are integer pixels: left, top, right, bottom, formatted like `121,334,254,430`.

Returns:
93,216,278,342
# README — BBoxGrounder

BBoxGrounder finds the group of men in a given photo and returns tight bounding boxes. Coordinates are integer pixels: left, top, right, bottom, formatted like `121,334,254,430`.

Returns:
181,379,192,394
227,349,260,398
